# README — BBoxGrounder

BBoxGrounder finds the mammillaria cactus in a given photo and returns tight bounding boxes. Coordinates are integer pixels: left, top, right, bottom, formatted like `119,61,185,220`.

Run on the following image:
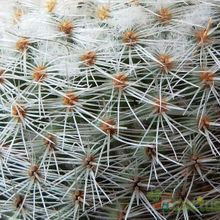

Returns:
0,0,220,219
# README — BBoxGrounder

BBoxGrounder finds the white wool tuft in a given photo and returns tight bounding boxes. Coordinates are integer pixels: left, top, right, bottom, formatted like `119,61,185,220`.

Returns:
183,4,212,27
16,12,56,38
109,6,148,31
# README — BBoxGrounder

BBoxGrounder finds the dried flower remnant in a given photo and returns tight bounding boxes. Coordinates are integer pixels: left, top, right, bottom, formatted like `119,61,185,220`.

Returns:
16,38,29,52
32,65,47,81
112,73,128,91
157,8,172,23
96,6,110,20
122,31,139,46
80,51,97,66
63,91,78,106
100,119,116,136
58,20,74,34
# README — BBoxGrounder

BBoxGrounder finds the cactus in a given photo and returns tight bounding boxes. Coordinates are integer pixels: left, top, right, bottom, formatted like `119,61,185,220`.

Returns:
0,0,220,219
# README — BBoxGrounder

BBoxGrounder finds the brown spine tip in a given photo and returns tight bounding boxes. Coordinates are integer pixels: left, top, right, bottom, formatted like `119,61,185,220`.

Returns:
11,105,26,121
144,147,156,159
198,115,210,129
116,210,126,220
83,155,95,169
80,51,97,66
32,65,47,81
44,134,56,151
28,165,40,178
195,19,212,45
195,30,208,44
122,31,138,46
190,155,199,164
58,20,73,34
132,177,142,191
154,99,167,114
112,73,128,90
72,190,83,204
158,54,173,72
100,119,116,136
13,8,23,24
63,91,78,106
157,7,172,23
199,71,214,88
0,69,5,84
16,38,29,52
127,0,140,6
96,6,110,20
14,195,24,209
45,0,57,12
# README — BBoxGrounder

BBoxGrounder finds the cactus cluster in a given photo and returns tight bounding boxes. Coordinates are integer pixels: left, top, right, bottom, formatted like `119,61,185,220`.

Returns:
0,0,220,219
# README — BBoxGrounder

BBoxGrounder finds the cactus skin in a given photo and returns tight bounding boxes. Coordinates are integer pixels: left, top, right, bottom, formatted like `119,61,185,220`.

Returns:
0,0,220,220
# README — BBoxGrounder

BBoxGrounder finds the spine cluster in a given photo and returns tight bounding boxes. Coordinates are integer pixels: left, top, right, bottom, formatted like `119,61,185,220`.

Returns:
0,0,220,219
